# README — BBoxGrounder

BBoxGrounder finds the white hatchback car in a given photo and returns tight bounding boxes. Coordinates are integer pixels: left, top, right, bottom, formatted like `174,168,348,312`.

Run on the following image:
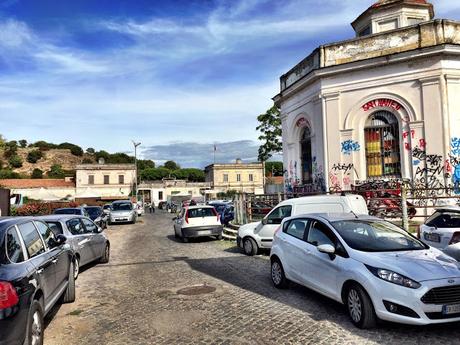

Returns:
270,213,460,328
173,205,223,243
420,207,460,261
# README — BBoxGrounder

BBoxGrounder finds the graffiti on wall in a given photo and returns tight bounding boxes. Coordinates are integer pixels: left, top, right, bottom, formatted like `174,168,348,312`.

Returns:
341,140,360,155
452,137,460,156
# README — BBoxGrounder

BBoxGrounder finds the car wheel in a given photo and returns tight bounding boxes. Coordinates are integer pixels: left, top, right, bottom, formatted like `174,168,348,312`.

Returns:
99,244,110,264
243,237,258,256
24,299,44,345
61,262,76,304
271,258,289,289
347,284,376,329
73,257,80,280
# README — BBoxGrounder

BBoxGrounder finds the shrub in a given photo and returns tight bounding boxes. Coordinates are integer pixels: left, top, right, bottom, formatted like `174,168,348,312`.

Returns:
4,141,18,158
86,147,95,154
19,139,27,148
27,149,43,163
82,158,93,164
58,142,83,156
15,202,80,216
0,169,20,179
31,168,43,179
9,155,23,168
48,164,65,178
31,141,57,151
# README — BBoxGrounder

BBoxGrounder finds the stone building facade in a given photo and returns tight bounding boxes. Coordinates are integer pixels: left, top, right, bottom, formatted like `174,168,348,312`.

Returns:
205,160,264,195
275,0,460,194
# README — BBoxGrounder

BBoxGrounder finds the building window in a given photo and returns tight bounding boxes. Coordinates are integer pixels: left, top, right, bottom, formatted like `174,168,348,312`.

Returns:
223,174,229,183
104,175,110,185
378,18,398,32
237,174,241,182
358,25,371,37
301,127,313,184
249,174,254,182
118,175,125,184
365,111,401,178
159,191,163,200
88,175,94,185
407,17,424,26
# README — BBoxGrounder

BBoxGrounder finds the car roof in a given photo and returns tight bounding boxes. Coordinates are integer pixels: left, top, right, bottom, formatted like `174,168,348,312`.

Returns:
187,205,214,209
0,216,34,231
434,206,460,213
37,214,87,222
55,207,81,211
278,194,362,206
288,212,379,222
112,200,132,204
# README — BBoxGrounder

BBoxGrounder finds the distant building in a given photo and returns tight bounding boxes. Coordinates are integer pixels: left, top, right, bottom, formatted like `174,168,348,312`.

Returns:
75,163,136,200
205,159,264,195
138,179,211,204
275,0,460,193
0,179,76,202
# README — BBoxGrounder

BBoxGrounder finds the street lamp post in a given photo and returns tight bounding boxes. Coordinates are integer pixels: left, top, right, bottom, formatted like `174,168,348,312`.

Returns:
132,141,141,201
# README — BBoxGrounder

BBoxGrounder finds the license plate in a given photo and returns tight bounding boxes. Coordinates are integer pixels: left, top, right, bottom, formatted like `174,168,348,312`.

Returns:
424,233,440,242
199,230,212,235
443,304,460,315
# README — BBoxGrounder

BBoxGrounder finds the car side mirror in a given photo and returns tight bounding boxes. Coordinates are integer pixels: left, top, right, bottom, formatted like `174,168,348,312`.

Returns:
95,227,103,233
49,234,67,248
317,244,335,255
262,218,268,225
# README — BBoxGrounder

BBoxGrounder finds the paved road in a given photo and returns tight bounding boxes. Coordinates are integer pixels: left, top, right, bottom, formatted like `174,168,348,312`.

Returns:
44,212,460,345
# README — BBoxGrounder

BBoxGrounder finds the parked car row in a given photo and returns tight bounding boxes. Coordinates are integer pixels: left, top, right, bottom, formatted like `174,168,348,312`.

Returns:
0,217,76,345
231,194,460,329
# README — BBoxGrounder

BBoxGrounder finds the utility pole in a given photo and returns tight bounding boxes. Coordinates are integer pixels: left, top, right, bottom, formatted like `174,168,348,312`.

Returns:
132,140,141,201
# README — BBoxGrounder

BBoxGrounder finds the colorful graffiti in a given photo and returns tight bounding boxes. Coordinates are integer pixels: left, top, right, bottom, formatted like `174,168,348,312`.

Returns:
452,137,460,156
341,140,360,155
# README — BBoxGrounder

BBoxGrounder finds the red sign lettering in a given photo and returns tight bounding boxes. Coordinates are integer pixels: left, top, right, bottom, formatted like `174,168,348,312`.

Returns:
362,98,403,112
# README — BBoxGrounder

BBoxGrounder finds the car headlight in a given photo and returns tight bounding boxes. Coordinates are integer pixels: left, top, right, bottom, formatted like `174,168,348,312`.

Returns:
366,265,421,289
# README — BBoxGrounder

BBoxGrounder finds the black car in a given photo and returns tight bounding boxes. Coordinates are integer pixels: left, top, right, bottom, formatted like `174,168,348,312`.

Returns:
0,217,75,345
83,206,108,229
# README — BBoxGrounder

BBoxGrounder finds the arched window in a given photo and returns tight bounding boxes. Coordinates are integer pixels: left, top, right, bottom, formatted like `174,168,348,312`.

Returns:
300,127,313,184
364,111,401,178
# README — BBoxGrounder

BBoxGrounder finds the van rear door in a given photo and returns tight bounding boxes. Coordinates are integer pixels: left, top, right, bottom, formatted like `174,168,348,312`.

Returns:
345,195,369,215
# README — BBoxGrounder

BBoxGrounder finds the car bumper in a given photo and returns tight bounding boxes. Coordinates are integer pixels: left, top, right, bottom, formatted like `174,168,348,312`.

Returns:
0,307,27,345
364,274,460,325
182,225,223,238
110,216,134,223
237,236,242,248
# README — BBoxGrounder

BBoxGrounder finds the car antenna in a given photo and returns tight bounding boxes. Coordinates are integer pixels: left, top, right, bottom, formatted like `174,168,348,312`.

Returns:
350,210,359,219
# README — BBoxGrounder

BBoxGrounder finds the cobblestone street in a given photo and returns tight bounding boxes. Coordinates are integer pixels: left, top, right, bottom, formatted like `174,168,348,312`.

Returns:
44,212,460,345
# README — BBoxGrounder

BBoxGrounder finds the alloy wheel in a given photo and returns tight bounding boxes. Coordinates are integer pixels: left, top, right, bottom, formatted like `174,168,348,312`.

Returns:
244,239,253,254
271,261,282,285
348,288,362,323
31,310,43,345
74,258,80,279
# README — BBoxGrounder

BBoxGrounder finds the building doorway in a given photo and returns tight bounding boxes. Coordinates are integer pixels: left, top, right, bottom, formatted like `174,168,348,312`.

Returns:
300,127,313,184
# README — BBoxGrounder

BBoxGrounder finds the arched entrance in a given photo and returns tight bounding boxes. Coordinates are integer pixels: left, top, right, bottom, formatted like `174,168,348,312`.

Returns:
300,127,313,184
364,111,401,178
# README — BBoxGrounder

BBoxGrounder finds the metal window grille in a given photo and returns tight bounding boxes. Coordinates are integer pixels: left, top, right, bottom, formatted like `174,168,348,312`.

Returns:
364,111,401,178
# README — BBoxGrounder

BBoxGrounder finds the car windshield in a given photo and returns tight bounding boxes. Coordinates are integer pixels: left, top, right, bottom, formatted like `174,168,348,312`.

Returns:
85,207,102,219
331,220,427,252
187,208,215,218
54,208,80,215
112,203,133,211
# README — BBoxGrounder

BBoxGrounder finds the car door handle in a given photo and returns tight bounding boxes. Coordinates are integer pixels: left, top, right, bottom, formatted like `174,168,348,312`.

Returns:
52,258,58,264
37,268,44,275
303,249,311,255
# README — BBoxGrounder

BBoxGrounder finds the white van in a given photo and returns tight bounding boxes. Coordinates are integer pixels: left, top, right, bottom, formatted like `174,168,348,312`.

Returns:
237,195,368,256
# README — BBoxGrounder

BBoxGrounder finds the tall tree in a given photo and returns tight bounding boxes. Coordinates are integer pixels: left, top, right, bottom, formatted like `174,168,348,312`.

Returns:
256,105,282,162
164,160,180,171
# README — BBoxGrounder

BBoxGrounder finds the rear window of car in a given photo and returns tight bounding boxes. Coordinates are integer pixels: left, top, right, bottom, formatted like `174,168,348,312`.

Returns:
426,212,460,228
112,203,133,211
187,208,216,218
5,227,24,263
54,208,80,215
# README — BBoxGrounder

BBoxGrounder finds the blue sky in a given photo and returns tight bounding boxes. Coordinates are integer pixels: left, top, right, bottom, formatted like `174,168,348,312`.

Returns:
0,0,459,167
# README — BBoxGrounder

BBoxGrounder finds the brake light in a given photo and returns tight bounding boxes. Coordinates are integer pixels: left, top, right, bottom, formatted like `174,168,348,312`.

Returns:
0,281,19,310
185,208,189,224
450,232,460,245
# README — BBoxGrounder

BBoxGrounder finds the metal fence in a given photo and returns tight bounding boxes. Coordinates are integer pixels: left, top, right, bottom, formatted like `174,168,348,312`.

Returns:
233,183,460,231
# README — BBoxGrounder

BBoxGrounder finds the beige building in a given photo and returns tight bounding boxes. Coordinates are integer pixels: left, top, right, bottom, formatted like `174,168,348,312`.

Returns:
275,0,460,194
138,179,211,204
205,160,264,195
75,163,136,199
0,179,76,202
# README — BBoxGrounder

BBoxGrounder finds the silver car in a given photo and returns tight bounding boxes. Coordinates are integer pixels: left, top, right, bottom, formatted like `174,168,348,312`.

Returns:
420,207,460,261
109,200,137,224
39,215,110,279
